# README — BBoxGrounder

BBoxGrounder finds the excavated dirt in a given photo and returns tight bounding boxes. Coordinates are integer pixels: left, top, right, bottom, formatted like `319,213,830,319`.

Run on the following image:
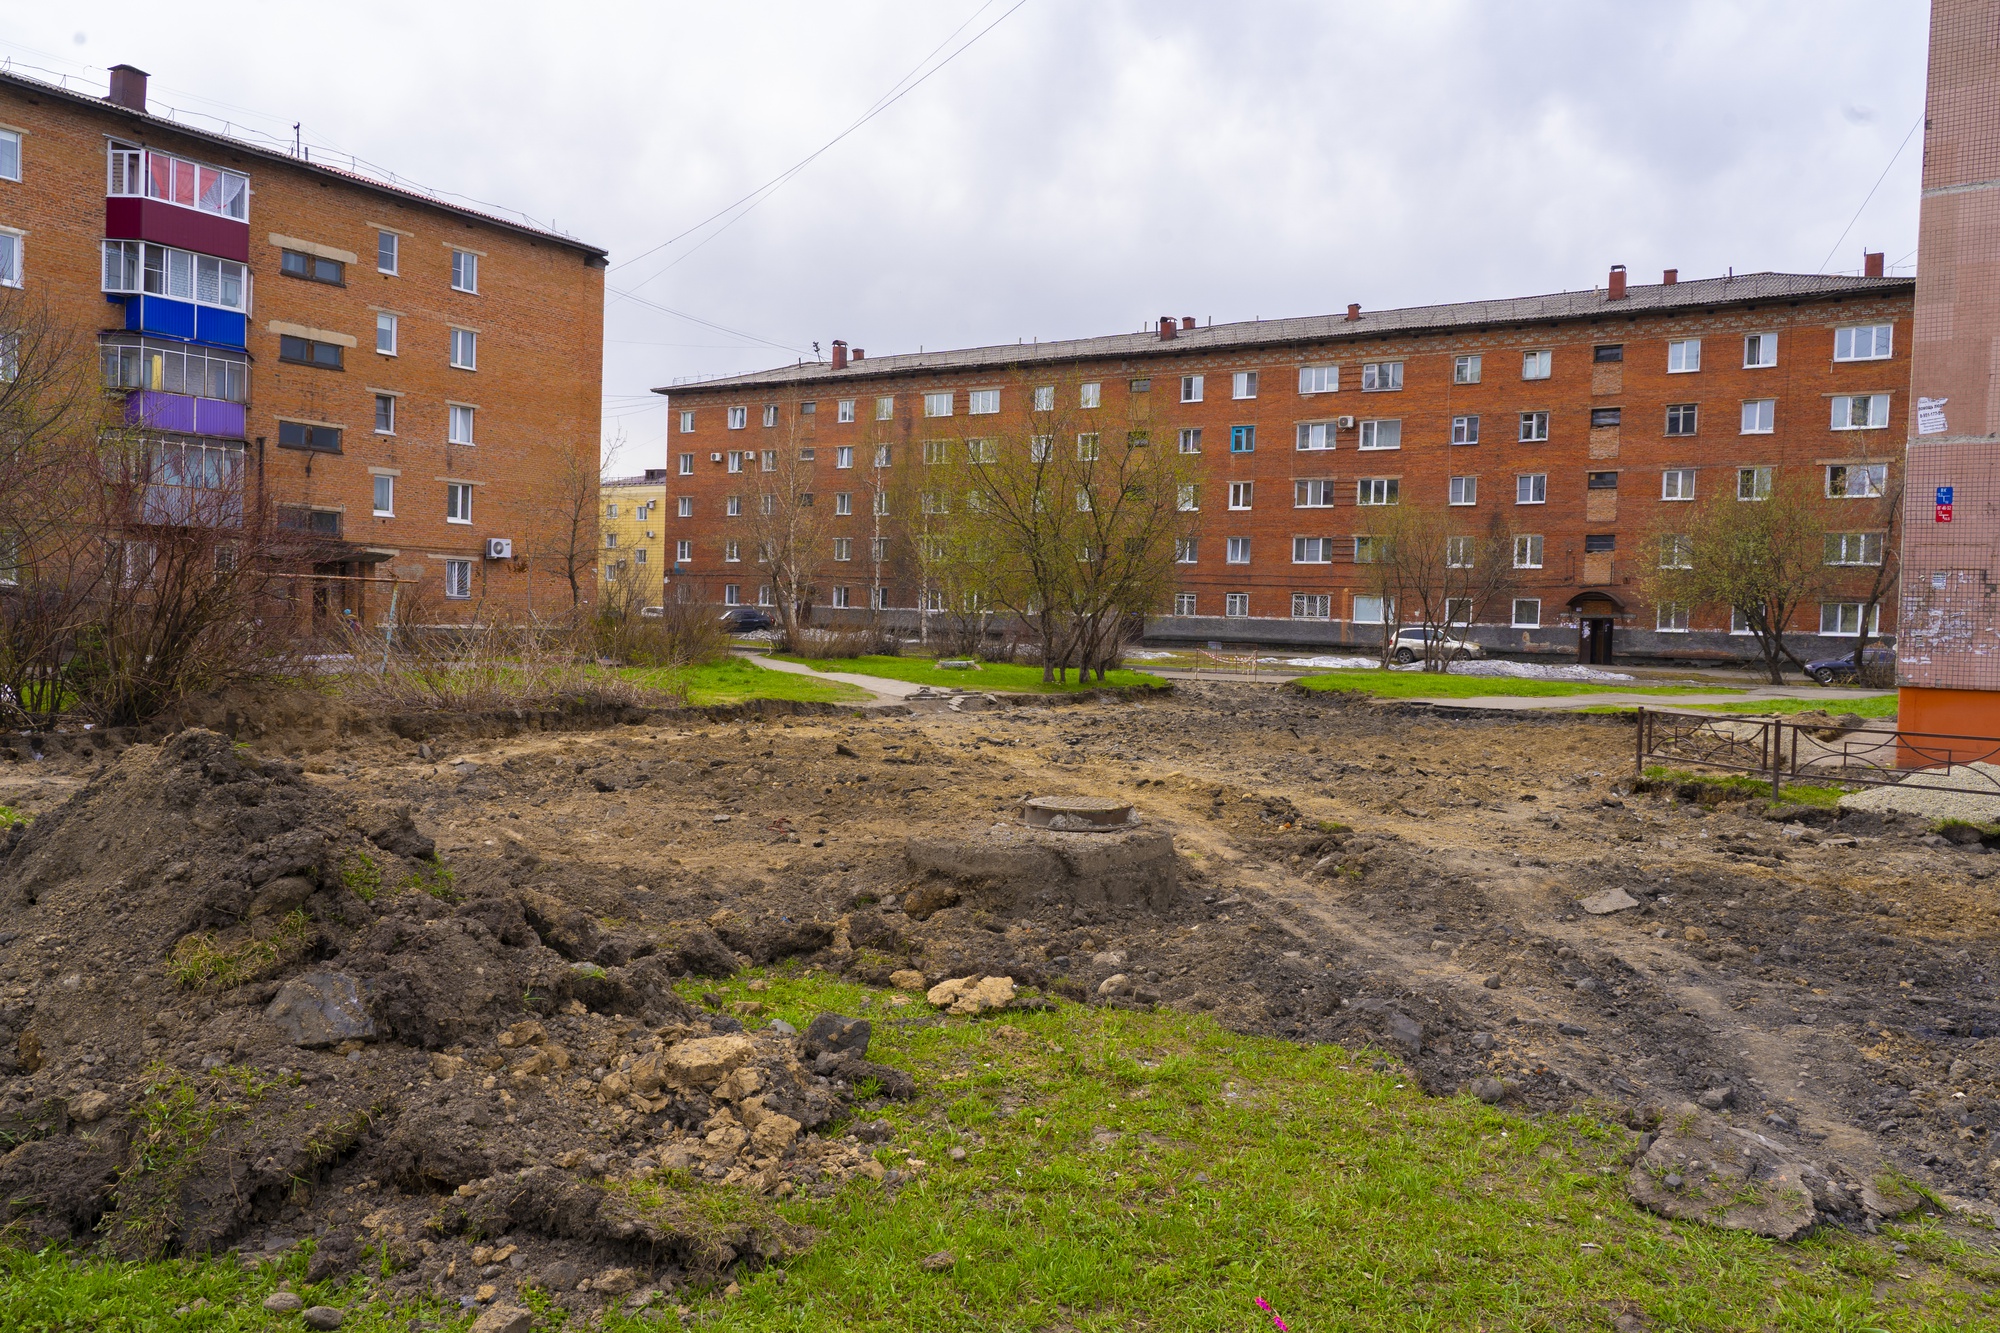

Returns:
2,678,1996,1308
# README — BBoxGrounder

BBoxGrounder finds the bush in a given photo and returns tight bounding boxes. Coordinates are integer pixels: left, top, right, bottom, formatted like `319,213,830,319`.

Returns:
789,626,901,659
337,615,675,714
620,597,730,668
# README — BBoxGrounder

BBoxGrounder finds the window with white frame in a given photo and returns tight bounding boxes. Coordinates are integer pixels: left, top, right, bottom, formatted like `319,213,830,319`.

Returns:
1180,374,1204,403
1228,481,1253,510
1521,349,1552,380
1175,539,1198,564
372,474,394,517
1449,475,1477,506
726,495,743,517
923,439,950,465
1292,593,1332,619
762,404,779,428
678,410,695,434
1076,433,1099,460
723,584,741,605
969,388,999,415
1741,399,1775,433
1743,333,1778,368
1029,436,1053,462
726,451,744,473
1356,477,1398,505
1294,479,1336,507
1178,428,1203,454
444,558,472,599
1232,371,1258,399
0,128,19,182
874,444,892,467
1358,419,1401,450
831,585,851,609
835,446,854,468
1661,468,1696,500
0,231,21,288
1442,597,1472,625
374,394,396,434
1453,354,1482,384
1293,536,1334,563
450,249,478,293
1298,364,1338,394
101,242,248,309
1513,534,1543,569
1833,324,1893,361
1224,593,1249,617
107,143,248,219
875,395,895,421
1353,534,1388,564
445,482,474,524
923,391,952,417
833,537,852,562
1738,466,1772,500
1361,361,1403,392
724,540,741,562
836,398,855,423
1826,463,1888,498
1831,394,1890,429
1519,411,1549,442
1498,597,1537,630
448,404,475,444
375,229,398,273
1352,594,1391,624
1226,538,1251,564
674,539,692,561
1450,414,1479,445
1177,484,1199,512
1445,535,1474,568
1079,382,1101,408
677,496,693,517
1826,531,1885,566
679,453,694,476
872,536,890,559
832,491,851,516
760,494,776,516
1174,592,1198,616
1515,473,1547,504
1660,534,1693,568
727,405,747,429
449,327,477,370
1657,603,1689,632
376,312,398,355
1667,339,1701,373
1296,421,1337,451
1820,602,1880,636
1030,385,1054,412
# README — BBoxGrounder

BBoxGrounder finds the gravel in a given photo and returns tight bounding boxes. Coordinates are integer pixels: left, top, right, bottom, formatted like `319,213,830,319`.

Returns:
1837,761,2000,824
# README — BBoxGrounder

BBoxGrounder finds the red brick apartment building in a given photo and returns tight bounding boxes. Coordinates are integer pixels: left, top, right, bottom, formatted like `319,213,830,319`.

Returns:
0,64,606,622
658,265,1913,661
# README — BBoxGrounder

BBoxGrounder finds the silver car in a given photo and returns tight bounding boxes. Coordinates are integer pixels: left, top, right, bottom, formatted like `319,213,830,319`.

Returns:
1390,626,1485,664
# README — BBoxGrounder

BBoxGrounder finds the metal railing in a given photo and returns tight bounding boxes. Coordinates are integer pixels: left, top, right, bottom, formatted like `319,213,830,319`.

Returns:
1635,707,2000,801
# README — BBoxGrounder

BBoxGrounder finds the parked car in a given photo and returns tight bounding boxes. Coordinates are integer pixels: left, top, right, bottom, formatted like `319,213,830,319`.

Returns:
718,607,774,633
1390,626,1485,664
1806,647,1894,686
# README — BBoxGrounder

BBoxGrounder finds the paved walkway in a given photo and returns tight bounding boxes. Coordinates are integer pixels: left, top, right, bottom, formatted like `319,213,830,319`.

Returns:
736,651,927,704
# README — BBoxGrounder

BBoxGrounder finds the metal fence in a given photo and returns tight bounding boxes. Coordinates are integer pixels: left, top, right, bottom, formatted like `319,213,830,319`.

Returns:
1634,707,2000,800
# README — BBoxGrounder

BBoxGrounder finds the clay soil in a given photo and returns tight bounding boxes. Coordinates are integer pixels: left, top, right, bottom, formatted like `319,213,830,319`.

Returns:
2,679,1996,1312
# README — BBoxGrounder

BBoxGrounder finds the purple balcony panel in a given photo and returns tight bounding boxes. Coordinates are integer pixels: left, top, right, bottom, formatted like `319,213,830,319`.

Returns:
104,197,251,263
194,397,245,438
125,392,245,440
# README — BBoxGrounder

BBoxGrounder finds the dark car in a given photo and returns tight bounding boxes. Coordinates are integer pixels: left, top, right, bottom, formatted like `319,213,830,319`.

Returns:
1805,647,1894,686
718,607,774,633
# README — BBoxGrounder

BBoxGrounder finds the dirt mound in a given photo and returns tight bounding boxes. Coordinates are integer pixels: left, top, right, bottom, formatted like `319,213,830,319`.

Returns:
0,731,910,1311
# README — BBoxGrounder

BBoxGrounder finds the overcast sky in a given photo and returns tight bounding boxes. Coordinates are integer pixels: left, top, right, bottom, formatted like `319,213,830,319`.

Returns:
3,1,1931,469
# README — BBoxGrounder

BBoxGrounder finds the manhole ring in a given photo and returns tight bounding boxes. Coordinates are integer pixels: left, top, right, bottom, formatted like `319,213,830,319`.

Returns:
1021,795,1135,830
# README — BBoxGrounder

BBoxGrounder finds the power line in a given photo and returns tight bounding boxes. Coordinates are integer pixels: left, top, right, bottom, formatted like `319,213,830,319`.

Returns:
1818,112,1924,274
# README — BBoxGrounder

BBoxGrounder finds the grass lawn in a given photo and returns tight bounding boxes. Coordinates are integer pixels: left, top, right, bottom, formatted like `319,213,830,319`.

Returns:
774,654,1169,694
5,968,1986,1331
1684,693,1899,719
617,657,871,707
1641,764,1851,810
1293,669,1740,700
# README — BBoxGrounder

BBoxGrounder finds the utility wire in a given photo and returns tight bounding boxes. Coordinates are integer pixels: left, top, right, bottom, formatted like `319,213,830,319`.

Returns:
1818,112,1924,274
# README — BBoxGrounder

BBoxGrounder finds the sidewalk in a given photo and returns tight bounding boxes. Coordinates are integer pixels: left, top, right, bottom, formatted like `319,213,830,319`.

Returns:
736,651,927,704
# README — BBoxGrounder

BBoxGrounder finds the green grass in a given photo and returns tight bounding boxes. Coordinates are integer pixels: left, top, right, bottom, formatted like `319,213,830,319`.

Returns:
1641,765,1849,810
1684,693,1899,719
0,803,27,829
9,972,1988,1330
773,654,1169,693
1294,669,1739,700
619,657,872,706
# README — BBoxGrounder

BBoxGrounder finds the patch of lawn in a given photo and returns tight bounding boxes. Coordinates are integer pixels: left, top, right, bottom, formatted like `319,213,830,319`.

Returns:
618,658,871,706
1640,764,1849,809
774,654,1168,694
1685,693,1899,719
1294,669,1736,700
0,803,28,828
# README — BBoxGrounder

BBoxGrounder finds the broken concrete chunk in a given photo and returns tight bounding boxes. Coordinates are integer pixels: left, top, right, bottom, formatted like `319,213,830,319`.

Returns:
888,969,927,991
496,1020,546,1049
1580,887,1640,915
804,1013,871,1061
1625,1101,1814,1239
264,971,376,1049
68,1090,110,1124
927,975,1016,1015
630,1033,757,1094
469,1309,532,1333
751,1113,802,1157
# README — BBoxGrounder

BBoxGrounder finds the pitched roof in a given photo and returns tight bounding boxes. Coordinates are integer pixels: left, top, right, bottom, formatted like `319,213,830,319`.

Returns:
653,270,1912,396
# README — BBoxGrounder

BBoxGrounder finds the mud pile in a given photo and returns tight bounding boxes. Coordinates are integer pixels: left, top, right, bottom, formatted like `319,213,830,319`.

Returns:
0,731,911,1311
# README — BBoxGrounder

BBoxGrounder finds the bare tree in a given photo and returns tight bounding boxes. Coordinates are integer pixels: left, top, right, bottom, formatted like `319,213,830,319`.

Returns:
1844,473,1902,684
749,420,833,648
528,433,603,610
1360,503,1517,671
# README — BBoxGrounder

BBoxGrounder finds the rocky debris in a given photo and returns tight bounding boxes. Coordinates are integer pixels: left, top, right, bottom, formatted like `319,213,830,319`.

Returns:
803,1013,870,1061
262,1291,304,1312
69,1090,110,1123
925,975,1016,1016
1347,997,1423,1053
1470,1077,1505,1104
469,1307,533,1333
904,823,1181,915
302,1307,344,1330
1579,887,1639,915
888,969,927,991
1626,1103,1814,1239
265,972,377,1048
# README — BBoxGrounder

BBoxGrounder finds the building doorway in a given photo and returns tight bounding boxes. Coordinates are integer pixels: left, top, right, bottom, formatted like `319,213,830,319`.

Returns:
1579,618,1615,664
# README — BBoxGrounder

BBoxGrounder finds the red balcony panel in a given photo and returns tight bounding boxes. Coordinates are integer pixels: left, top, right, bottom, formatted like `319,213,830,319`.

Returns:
104,198,250,263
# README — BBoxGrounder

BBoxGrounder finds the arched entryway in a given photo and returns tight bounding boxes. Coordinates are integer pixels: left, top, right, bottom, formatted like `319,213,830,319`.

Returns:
1566,591,1626,666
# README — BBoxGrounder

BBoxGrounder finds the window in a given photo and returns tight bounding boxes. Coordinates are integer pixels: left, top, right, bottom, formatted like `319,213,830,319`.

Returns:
919,391,954,419
825,446,848,470
1743,333,1777,368
1297,420,1338,451
675,539,692,562
1522,350,1552,380
1353,535,1388,564
1831,394,1890,430
1298,364,1338,394
1741,399,1775,434
276,420,341,454
874,444,892,468
278,335,344,369
373,394,396,434
1593,344,1623,363
723,584,741,605
1827,463,1887,498
372,474,394,517
442,327,477,371
1361,361,1403,392
872,536,890,560
1827,532,1885,566
1590,407,1621,429
724,540,741,563
762,494,778,515
1352,595,1390,624
1665,403,1698,436
1662,533,1694,567
1667,339,1701,373
726,495,743,517
1230,425,1256,453
1293,537,1334,563
1833,324,1893,361
108,144,249,219
923,440,950,466
758,450,776,471
100,338,249,402
1232,371,1259,399
1737,467,1772,500
1131,378,1152,394
1027,436,1054,463
1178,485,1199,512
678,453,695,476
1513,535,1543,569
761,404,778,428
1450,415,1480,445
969,389,999,415
450,249,478,293
1181,374,1205,403
1178,428,1203,454
826,397,851,425
1174,593,1198,616
445,481,474,524
1445,535,1474,567
1519,411,1549,442
375,312,398,355
0,232,18,288
605,532,618,549
1449,476,1477,506
1030,386,1054,412
1657,603,1688,632
1356,477,1398,505
1076,433,1099,461
1587,470,1618,491
1292,593,1332,619
833,537,853,562
1453,354,1482,384
280,249,344,285
0,128,19,181
800,400,816,417
375,230,399,274
1584,534,1616,553
1511,598,1541,628
727,406,747,430
1358,419,1401,450
1228,481,1254,510
1295,479,1336,507
106,241,249,306
1224,593,1249,618
448,404,475,444
1661,468,1695,500
1175,539,1198,564
677,496,692,517
444,559,472,600
1516,473,1547,504
1820,603,1880,636
1226,538,1251,564
1079,382,1101,408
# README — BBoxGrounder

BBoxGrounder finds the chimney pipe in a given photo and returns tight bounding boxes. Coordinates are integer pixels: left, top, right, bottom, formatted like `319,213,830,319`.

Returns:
1662,268,1678,285
106,64,149,114
830,339,847,370
1181,316,1194,331
1863,251,1884,277
1158,316,1177,341
852,349,864,361
1607,264,1627,300
1345,303,1361,321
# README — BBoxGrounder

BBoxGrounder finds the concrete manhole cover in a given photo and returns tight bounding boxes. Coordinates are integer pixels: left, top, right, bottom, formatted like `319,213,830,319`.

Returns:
1021,795,1135,831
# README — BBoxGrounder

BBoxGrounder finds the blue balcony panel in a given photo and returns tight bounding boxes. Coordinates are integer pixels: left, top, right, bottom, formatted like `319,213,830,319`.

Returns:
195,306,246,349
116,296,247,351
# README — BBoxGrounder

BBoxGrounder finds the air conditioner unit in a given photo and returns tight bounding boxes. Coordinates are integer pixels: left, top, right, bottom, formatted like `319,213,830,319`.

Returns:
1336,415,1355,429
485,537,513,560
645,531,657,539
710,452,723,462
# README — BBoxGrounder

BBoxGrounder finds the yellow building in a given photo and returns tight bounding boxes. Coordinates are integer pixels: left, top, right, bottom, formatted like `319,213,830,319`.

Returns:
600,468,669,610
